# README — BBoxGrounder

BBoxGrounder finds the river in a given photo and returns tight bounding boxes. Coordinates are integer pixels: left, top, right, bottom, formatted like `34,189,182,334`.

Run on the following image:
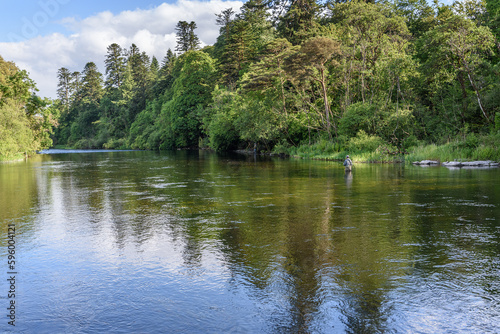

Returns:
1,149,499,333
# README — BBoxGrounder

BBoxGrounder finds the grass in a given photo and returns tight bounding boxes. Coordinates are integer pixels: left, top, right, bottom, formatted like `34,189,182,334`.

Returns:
279,139,404,163
406,132,500,163
276,131,500,164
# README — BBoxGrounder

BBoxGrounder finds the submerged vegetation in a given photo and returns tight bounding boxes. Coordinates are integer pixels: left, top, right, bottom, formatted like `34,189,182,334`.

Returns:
2,0,500,162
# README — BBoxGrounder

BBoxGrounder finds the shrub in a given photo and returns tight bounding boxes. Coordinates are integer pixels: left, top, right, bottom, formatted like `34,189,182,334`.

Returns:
207,111,239,151
347,130,385,152
338,103,377,138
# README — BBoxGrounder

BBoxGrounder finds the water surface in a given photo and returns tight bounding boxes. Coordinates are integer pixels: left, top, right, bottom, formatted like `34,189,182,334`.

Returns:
1,150,499,333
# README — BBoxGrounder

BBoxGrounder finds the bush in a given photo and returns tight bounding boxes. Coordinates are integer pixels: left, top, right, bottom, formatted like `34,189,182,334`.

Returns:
207,111,239,151
401,135,419,150
474,146,496,160
103,138,128,149
347,130,385,152
464,133,479,149
338,103,377,138
272,140,291,155
74,138,93,149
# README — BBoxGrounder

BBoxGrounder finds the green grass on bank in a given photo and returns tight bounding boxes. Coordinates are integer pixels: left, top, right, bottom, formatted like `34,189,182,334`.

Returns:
275,131,500,163
406,131,500,163
276,140,405,163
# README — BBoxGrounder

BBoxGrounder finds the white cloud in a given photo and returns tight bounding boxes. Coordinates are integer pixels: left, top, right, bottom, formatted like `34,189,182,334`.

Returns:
0,0,243,99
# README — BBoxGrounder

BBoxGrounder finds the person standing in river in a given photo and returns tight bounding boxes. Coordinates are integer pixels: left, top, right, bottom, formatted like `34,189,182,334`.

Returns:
343,155,353,171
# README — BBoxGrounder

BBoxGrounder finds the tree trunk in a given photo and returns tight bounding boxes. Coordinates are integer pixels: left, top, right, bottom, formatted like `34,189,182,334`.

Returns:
320,68,331,136
462,59,490,122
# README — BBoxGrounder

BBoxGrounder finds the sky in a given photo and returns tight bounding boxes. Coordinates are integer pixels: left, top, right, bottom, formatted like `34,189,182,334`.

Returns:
0,0,243,98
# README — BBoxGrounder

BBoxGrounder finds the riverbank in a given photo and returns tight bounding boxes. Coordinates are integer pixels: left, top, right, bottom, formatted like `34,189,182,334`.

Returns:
0,152,30,163
271,132,500,164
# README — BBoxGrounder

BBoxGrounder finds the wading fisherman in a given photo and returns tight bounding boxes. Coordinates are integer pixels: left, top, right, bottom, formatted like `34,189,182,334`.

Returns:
343,155,353,171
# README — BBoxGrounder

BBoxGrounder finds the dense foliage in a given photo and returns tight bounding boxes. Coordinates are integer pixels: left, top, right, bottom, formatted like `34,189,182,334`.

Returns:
0,56,57,160
21,0,500,160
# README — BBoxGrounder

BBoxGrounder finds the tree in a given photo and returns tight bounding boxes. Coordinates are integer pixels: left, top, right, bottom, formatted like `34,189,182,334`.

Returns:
150,56,160,80
156,51,216,148
57,67,72,113
418,14,495,123
64,62,103,144
152,49,177,97
218,19,257,86
71,71,82,103
80,62,104,103
242,38,294,116
486,0,500,53
393,0,436,38
277,0,320,44
161,49,177,73
104,43,126,90
0,56,56,157
127,44,151,88
286,36,341,135
175,21,201,53
330,1,411,106
216,7,236,41
127,44,152,124
454,0,488,26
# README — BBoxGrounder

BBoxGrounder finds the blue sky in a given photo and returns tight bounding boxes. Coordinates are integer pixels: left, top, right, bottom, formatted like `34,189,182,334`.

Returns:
0,0,243,98
1,0,172,42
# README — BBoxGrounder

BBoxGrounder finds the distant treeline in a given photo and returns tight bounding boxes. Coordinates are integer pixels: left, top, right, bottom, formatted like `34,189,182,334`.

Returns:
2,0,500,160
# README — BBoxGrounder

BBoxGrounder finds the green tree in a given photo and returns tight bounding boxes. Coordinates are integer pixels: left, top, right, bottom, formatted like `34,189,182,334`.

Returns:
57,67,73,113
454,0,488,26
152,49,177,97
71,71,82,103
150,56,160,81
242,38,294,115
0,56,56,157
127,44,152,125
218,19,257,86
216,7,236,41
215,0,273,87
393,0,436,38
79,62,104,103
286,36,341,135
104,43,126,90
418,14,495,124
156,51,216,148
486,0,500,46
67,62,103,145
175,21,201,53
277,0,320,44
330,1,411,106
205,87,241,151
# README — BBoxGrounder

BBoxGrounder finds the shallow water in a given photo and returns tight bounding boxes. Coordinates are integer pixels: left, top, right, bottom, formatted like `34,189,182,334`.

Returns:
1,150,499,333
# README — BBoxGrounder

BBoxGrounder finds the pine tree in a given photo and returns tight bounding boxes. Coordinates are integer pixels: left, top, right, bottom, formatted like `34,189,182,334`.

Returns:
57,67,72,113
175,21,201,53
150,56,160,78
80,62,104,104
104,43,126,90
216,8,236,41
161,49,177,75
277,0,320,44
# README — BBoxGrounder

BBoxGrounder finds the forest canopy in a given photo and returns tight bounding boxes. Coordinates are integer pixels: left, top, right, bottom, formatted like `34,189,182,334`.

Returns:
3,0,500,161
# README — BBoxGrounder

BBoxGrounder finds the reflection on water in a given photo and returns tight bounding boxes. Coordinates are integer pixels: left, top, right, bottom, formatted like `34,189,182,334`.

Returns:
1,150,499,333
